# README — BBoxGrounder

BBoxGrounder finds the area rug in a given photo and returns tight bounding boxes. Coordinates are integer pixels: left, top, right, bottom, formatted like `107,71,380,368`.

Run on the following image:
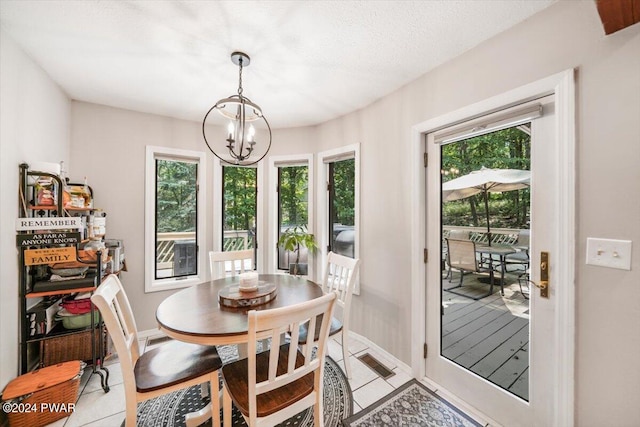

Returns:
342,379,481,427
137,344,352,427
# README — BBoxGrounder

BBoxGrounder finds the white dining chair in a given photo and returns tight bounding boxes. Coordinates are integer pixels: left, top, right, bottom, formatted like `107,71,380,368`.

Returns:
298,252,360,379
209,248,254,279
221,292,337,427
91,274,222,427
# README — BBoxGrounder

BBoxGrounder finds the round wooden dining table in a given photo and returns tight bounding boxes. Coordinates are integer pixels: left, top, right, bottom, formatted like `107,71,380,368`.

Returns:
156,274,324,345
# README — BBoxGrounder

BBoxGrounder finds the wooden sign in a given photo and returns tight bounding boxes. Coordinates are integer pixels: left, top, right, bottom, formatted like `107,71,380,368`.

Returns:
24,247,77,266
17,232,81,247
16,217,83,231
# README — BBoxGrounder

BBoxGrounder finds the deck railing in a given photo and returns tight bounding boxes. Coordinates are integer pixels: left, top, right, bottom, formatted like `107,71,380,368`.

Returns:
156,230,254,269
442,226,521,245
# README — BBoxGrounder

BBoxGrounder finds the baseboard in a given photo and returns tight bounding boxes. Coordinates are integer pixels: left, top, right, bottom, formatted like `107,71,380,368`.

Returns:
137,328,167,340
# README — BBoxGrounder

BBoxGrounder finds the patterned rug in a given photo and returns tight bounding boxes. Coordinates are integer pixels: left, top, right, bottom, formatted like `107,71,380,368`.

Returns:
342,379,481,427
137,344,352,427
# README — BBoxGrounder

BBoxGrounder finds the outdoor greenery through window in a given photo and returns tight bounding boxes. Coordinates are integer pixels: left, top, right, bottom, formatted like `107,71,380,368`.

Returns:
329,158,355,258
155,158,198,279
222,166,257,267
442,126,530,230
278,165,309,270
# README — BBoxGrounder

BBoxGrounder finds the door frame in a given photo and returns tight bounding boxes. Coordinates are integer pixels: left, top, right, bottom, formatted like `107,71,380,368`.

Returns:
409,69,576,426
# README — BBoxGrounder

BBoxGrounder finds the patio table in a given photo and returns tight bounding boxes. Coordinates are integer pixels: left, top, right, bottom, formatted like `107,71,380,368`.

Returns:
475,244,516,296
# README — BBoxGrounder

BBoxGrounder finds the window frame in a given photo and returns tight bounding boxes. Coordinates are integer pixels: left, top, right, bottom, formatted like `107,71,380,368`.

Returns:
144,146,207,292
268,154,314,275
317,144,360,293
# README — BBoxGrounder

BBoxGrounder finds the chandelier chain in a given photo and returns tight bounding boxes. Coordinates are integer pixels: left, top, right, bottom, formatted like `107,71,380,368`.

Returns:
237,58,244,96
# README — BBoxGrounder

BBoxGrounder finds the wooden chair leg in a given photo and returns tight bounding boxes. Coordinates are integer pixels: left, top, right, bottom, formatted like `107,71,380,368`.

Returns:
223,384,232,427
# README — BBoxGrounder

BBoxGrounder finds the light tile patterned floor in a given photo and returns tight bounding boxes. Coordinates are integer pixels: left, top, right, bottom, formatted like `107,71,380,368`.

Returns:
44,334,415,426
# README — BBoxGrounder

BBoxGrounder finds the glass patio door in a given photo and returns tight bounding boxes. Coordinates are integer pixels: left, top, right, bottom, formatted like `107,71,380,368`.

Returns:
423,90,572,426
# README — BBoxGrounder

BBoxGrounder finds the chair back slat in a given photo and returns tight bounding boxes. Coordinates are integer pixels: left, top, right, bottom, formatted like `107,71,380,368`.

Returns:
209,249,254,278
322,252,360,320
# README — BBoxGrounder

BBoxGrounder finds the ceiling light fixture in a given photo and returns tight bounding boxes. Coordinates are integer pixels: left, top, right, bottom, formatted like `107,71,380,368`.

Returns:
202,51,271,166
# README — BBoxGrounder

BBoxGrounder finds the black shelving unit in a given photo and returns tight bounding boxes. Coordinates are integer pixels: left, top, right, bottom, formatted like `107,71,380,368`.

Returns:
18,163,110,393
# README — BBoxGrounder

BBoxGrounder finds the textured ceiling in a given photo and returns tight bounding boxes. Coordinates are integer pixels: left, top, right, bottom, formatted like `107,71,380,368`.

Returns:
0,0,556,128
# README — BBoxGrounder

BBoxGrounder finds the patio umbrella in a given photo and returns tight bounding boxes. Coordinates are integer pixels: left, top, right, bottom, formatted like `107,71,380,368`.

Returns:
442,167,530,245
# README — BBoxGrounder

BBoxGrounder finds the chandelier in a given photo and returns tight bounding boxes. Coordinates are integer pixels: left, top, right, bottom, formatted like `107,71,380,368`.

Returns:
202,52,272,166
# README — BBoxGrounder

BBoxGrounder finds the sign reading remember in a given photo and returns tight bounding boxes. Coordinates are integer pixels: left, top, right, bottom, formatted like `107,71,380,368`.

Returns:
16,217,82,231
24,247,77,266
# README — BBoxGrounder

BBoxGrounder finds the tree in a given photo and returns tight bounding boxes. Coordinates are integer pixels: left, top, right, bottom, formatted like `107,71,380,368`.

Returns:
156,160,197,233
441,126,531,229
279,166,308,227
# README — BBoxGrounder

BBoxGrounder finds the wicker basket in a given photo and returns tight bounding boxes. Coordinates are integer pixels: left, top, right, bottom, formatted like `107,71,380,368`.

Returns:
2,361,82,427
41,328,103,366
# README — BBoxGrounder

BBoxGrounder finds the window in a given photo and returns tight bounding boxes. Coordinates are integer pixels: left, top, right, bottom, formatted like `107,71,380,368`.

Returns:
145,146,206,292
328,159,355,258
318,144,360,291
278,165,309,270
268,155,314,275
222,165,257,269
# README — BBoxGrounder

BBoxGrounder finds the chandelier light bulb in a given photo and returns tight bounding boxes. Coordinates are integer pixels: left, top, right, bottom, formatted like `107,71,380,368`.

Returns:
227,122,235,139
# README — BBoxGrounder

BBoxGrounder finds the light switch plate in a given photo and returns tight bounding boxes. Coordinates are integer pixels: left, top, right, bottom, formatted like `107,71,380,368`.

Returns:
586,238,632,270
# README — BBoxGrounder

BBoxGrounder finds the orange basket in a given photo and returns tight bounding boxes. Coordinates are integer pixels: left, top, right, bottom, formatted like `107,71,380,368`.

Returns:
2,361,83,427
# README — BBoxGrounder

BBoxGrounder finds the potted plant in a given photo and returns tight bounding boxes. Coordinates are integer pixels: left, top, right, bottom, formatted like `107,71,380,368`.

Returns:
277,225,318,276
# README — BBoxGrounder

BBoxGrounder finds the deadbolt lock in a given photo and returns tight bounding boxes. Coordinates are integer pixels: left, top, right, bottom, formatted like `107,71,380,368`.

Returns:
539,251,549,298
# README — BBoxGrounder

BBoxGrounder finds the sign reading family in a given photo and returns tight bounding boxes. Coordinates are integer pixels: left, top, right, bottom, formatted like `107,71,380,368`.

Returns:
16,217,83,231
24,247,77,266
16,232,81,247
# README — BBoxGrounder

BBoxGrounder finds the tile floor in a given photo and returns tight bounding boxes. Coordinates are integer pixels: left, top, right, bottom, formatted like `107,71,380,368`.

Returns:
44,334,416,426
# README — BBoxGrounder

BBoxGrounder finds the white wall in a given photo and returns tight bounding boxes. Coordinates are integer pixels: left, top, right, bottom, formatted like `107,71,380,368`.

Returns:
0,32,71,390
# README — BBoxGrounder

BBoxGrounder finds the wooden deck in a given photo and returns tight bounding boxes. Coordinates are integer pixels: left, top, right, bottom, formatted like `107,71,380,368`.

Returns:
441,270,530,400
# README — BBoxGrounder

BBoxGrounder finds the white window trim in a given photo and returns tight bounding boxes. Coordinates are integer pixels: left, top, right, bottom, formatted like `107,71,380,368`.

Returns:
267,154,315,276
213,159,264,272
317,143,360,293
144,146,207,292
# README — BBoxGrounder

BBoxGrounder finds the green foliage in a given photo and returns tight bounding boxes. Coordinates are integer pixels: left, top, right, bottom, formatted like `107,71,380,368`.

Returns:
277,225,318,270
156,160,197,233
279,166,308,227
442,127,531,229
223,166,257,233
331,159,355,226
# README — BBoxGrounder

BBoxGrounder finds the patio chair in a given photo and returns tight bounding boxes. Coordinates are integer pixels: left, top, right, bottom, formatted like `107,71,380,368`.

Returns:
298,252,360,379
209,248,254,278
445,238,496,300
506,230,531,299
443,229,470,279
91,275,222,427
221,292,337,427
505,230,530,273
